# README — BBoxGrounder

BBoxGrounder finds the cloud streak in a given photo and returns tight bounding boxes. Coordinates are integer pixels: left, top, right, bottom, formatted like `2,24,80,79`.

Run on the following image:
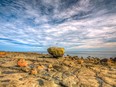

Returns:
0,0,116,51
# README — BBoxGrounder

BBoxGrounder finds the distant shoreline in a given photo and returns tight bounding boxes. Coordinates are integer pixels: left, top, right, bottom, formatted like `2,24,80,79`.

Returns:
0,51,116,59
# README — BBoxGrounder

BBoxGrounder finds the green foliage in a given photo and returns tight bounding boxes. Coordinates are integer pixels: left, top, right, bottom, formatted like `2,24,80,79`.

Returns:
47,47,65,58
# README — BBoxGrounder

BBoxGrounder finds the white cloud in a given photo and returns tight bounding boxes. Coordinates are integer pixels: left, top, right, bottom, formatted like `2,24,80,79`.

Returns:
0,0,116,51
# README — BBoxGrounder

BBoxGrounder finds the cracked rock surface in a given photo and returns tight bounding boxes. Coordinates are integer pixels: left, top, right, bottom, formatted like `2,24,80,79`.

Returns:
0,52,116,87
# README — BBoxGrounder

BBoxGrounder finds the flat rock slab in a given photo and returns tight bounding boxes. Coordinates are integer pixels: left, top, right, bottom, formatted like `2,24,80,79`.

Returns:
0,52,116,87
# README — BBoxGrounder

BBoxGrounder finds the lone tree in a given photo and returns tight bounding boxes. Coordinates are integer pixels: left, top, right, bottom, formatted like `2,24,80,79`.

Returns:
47,47,65,58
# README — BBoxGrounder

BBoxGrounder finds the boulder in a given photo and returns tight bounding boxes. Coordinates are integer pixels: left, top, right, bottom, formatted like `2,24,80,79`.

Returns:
47,47,65,58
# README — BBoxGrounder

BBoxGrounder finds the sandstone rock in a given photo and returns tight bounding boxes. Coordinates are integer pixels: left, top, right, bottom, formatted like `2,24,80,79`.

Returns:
20,78,39,87
102,82,112,87
101,76,116,86
47,47,65,58
38,79,44,86
31,68,37,75
21,66,30,72
62,75,79,87
48,64,53,68
37,65,45,70
1,52,116,87
43,81,59,87
17,58,28,67
79,77,99,87
0,70,1,75
4,80,20,87
52,72,63,81
77,59,84,65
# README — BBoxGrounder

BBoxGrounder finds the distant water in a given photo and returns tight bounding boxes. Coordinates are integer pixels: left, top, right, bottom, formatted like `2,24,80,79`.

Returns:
65,51,116,58
39,51,116,58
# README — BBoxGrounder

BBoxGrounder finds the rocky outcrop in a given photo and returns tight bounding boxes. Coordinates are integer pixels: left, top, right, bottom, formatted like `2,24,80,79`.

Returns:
47,47,65,58
0,52,116,87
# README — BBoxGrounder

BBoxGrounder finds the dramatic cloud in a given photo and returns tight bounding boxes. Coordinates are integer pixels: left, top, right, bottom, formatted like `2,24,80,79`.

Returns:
0,0,116,51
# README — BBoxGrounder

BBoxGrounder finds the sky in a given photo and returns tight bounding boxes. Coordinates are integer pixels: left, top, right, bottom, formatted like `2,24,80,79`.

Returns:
0,0,116,52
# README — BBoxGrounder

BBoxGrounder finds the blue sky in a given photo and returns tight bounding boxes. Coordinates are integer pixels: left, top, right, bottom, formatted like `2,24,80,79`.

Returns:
0,0,116,51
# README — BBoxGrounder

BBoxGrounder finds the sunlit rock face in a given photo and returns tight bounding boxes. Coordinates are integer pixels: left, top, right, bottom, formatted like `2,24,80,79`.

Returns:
47,47,65,58
0,52,116,87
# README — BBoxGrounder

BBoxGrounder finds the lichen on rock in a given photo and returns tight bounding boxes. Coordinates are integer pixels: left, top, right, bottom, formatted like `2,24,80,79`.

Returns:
47,47,65,58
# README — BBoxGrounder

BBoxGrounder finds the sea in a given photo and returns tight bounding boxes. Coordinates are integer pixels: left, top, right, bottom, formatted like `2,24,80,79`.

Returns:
65,51,116,58
40,51,116,58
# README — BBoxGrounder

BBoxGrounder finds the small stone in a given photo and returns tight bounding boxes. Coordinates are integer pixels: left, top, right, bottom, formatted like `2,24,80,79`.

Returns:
59,82,68,87
29,64,35,69
48,64,53,68
1,79,10,82
43,73,50,76
21,66,30,72
17,58,28,67
0,76,4,78
19,78,23,81
38,65,45,70
77,59,84,64
31,68,37,75
2,71,14,74
38,79,44,86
